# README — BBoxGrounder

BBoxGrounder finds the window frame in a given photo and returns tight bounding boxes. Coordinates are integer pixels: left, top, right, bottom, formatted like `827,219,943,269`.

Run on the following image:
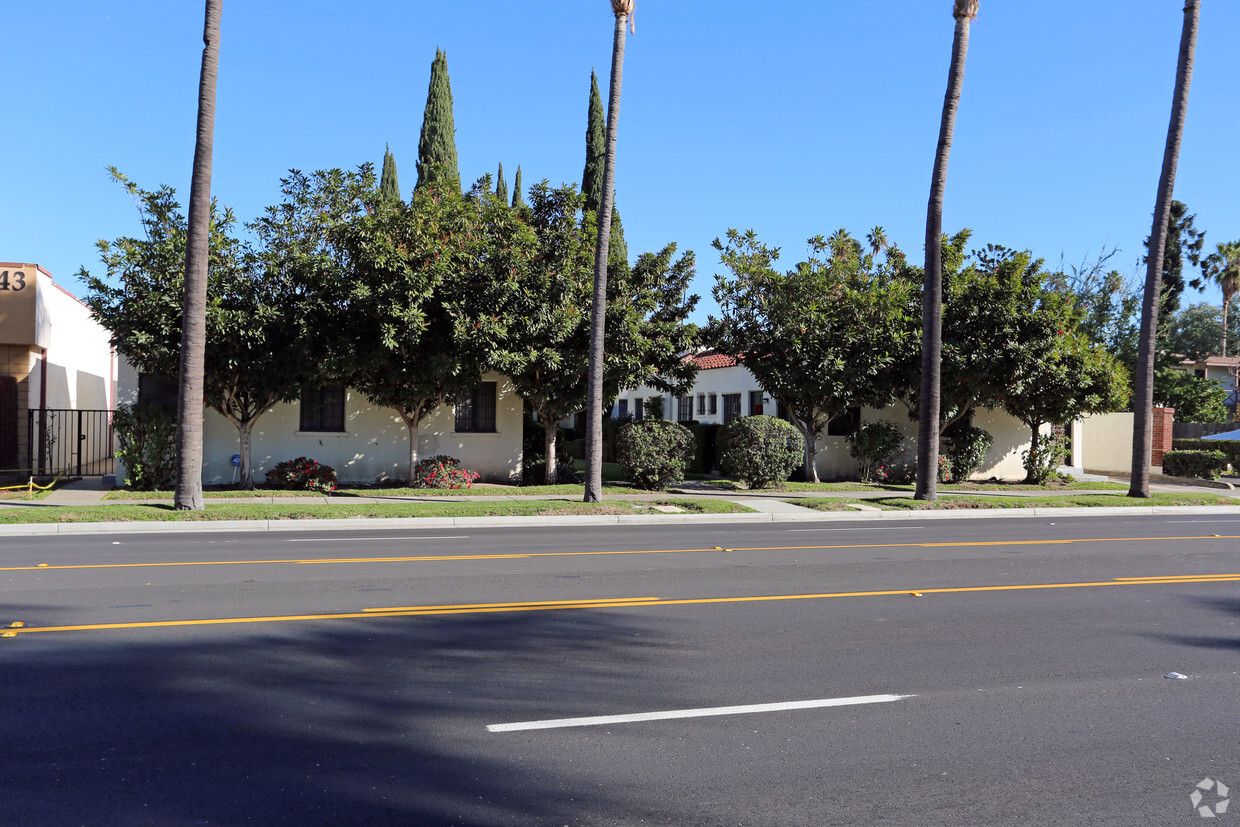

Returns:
299,383,347,433
455,381,498,433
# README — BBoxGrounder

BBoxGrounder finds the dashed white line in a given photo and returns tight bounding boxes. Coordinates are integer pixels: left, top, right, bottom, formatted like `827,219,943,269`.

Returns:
487,693,912,732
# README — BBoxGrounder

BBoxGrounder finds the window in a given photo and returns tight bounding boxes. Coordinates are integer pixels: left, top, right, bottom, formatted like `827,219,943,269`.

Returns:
677,396,693,422
634,397,643,421
749,390,765,416
138,373,178,414
826,406,861,437
709,393,718,415
300,384,346,432
455,382,497,433
723,393,742,424
618,399,629,418
697,393,706,415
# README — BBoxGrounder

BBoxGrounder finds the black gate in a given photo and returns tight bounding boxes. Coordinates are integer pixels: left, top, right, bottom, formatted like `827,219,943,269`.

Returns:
26,409,115,477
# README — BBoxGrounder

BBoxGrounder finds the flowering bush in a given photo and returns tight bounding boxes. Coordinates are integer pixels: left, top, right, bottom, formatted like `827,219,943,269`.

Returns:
845,421,904,483
411,455,481,489
265,457,338,493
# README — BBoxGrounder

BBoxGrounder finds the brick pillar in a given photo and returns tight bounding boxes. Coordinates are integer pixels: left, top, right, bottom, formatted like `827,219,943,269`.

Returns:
1151,406,1175,468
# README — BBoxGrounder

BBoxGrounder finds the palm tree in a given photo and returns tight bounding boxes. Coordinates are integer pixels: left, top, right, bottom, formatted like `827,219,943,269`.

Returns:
866,226,890,261
174,0,222,511
915,0,978,502
583,0,635,503
1130,0,1201,498
1202,240,1240,357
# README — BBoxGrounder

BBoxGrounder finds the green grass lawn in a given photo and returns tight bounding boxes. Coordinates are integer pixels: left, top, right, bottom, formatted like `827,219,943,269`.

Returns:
792,492,1238,511
706,478,1126,493
0,498,753,524
103,482,642,500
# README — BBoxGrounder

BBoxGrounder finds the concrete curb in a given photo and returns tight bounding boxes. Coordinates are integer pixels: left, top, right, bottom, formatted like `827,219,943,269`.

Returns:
5,505,1240,537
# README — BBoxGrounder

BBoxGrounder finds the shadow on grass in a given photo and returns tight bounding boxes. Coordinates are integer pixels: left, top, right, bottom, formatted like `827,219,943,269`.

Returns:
0,610,681,825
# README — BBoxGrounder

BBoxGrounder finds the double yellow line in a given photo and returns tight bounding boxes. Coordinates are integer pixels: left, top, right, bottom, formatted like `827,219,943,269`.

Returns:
5,572,1240,637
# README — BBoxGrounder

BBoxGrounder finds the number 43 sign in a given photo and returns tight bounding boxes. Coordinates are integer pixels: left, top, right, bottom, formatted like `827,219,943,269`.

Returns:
0,270,28,291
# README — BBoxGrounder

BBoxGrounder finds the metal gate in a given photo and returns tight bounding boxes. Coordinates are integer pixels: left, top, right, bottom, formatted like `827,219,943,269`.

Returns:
26,409,115,477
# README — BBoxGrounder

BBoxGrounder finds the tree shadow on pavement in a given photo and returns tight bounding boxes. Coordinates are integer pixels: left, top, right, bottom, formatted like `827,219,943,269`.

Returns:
0,610,680,825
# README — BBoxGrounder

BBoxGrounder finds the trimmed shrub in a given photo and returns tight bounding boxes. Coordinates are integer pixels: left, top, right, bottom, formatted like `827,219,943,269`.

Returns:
944,425,994,481
265,456,338,493
845,421,903,482
1173,438,1240,470
615,420,695,490
1162,449,1227,480
719,415,802,488
112,402,177,491
411,455,481,489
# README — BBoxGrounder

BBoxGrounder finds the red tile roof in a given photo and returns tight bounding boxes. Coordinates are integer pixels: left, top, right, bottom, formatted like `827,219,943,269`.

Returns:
688,351,739,370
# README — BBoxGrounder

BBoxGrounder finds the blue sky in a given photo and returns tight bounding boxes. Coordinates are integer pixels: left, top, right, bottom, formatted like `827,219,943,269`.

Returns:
5,2,1237,323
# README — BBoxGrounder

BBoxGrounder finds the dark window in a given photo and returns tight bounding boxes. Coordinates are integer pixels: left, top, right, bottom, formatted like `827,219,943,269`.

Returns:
677,396,693,422
826,406,861,437
1196,369,1207,378
697,393,706,415
138,373,178,414
618,399,629,418
723,393,742,424
300,384,346,432
709,393,717,415
455,382,497,433
749,390,765,416
634,397,643,421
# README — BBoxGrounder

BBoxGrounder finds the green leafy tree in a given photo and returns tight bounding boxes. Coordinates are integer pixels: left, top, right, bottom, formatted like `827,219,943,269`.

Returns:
415,48,461,194
379,144,401,204
1048,248,1142,369
1003,332,1129,483
1131,2,1201,498
1200,240,1240,356
1154,367,1230,423
315,180,504,481
174,0,223,510
490,182,698,483
82,171,349,489
710,230,915,482
1165,302,1240,362
917,0,979,502
585,0,636,503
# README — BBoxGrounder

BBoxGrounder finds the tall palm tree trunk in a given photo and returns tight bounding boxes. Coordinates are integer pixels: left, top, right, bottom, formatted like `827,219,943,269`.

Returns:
174,0,222,511
915,0,977,501
584,0,634,503
1130,0,1200,498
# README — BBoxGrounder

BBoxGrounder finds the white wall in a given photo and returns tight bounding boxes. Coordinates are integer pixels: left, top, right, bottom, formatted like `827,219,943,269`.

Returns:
118,366,524,485
27,277,115,410
619,363,1035,480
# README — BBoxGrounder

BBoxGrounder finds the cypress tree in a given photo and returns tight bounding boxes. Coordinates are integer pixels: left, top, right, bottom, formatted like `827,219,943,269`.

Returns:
609,205,628,266
416,48,461,193
512,165,524,207
582,71,606,215
379,144,401,203
496,162,508,204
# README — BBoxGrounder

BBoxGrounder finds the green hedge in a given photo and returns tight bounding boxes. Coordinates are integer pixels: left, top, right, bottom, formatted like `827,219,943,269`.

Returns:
1161,449,1228,480
1173,438,1240,468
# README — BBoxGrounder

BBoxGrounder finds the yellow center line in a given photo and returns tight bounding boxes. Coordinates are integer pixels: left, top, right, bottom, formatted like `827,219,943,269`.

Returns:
3,534,1237,574
6,573,1240,637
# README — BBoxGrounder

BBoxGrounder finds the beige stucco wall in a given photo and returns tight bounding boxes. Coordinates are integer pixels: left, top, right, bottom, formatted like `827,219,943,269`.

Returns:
27,277,115,411
1079,411,1134,474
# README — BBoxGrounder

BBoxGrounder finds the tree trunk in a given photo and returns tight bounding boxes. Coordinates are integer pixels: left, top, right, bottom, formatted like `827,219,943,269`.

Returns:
544,418,559,485
916,6,974,502
1130,0,1200,498
1222,297,1229,358
793,418,820,484
405,417,420,483
173,0,221,511
236,419,255,490
1023,420,1043,484
584,7,629,503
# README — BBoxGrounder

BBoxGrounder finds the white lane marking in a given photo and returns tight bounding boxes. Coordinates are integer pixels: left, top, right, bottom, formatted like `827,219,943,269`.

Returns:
1165,520,1240,524
487,693,911,733
286,535,470,542
786,526,917,532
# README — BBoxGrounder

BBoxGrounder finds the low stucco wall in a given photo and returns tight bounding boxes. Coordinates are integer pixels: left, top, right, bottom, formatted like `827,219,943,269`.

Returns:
1080,412,1134,474
811,406,1034,482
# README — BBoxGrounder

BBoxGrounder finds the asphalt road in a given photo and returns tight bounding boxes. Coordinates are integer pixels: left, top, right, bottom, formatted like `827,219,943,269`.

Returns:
2,514,1239,825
